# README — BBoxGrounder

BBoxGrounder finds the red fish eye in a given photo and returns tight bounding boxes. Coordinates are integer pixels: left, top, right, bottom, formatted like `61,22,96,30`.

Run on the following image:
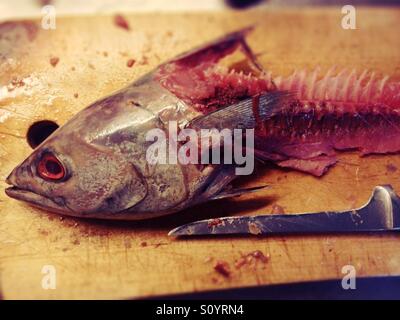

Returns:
37,154,65,181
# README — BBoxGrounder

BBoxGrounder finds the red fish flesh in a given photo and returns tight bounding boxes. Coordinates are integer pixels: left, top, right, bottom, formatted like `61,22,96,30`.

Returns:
157,28,400,176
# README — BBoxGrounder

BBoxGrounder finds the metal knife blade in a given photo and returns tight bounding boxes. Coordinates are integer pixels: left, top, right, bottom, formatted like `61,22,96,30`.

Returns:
168,185,400,236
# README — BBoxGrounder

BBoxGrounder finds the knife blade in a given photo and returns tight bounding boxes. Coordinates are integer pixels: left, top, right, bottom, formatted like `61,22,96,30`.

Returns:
168,185,400,236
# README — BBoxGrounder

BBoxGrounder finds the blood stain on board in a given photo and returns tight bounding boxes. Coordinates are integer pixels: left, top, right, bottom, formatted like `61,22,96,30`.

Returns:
114,14,130,31
140,241,147,247
0,21,39,42
126,59,136,68
234,250,270,269
386,163,397,173
213,260,231,278
49,56,59,67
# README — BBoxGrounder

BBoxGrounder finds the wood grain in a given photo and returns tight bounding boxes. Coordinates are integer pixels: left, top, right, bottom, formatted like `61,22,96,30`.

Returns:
0,8,400,299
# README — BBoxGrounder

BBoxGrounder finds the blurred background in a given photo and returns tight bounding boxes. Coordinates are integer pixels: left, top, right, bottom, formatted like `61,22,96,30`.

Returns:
0,0,399,20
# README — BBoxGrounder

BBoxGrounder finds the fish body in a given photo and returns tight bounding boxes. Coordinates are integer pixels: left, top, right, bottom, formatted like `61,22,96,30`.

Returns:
5,27,400,219
5,28,284,219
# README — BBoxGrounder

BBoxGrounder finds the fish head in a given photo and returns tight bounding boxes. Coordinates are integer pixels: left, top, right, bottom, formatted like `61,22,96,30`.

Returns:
5,120,148,217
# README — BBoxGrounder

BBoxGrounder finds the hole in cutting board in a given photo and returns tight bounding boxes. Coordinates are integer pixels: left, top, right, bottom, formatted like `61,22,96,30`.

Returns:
27,120,59,149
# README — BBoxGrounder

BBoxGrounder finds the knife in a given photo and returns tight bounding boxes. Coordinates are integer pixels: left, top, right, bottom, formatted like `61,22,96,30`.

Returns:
168,185,400,236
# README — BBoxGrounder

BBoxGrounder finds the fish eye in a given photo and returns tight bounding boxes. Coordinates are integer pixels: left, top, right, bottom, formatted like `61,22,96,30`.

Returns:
37,153,65,181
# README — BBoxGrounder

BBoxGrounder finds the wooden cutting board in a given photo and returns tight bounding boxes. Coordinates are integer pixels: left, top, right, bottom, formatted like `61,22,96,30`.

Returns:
1,8,400,299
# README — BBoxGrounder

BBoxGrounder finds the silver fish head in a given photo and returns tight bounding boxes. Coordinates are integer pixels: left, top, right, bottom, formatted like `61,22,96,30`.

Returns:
5,101,148,217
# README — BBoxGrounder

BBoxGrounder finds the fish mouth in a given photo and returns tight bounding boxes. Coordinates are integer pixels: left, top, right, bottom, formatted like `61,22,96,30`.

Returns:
5,186,69,213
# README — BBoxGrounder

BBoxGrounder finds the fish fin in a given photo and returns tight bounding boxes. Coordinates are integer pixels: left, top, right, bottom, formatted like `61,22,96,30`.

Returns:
198,165,237,200
210,185,270,200
188,91,293,130
167,26,255,66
